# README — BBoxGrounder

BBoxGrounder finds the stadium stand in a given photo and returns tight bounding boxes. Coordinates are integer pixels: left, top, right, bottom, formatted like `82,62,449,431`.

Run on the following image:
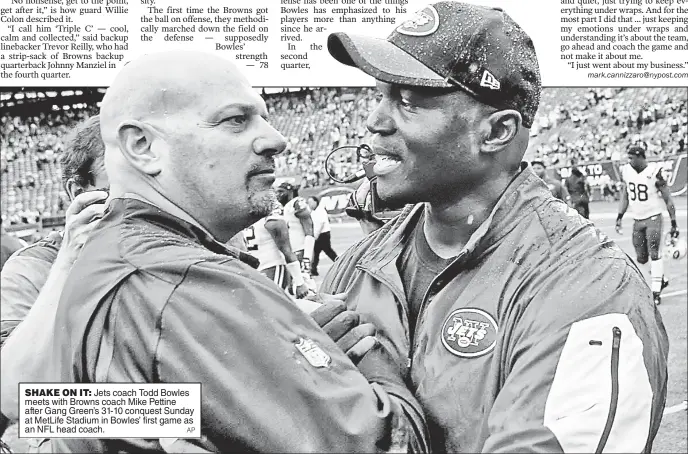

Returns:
527,87,687,165
1,87,686,231
265,87,378,187
2,89,101,228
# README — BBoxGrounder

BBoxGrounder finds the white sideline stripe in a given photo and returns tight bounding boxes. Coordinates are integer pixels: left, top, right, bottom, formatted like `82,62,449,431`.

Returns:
663,401,687,415
590,209,687,221
662,289,688,298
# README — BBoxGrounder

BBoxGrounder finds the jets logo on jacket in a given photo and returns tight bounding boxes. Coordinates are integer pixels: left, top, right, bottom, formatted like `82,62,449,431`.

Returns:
441,308,498,358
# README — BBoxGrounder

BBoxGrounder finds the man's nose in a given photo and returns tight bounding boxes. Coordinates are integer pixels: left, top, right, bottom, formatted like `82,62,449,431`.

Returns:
366,100,396,136
254,120,287,157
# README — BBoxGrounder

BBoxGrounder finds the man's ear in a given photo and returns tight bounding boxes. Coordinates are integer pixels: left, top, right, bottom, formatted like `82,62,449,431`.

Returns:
65,178,83,201
116,120,162,176
481,110,522,153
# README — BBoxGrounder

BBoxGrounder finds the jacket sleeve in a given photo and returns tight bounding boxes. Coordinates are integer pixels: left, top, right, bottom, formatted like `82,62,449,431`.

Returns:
482,258,669,453
320,235,429,452
155,259,428,453
321,231,377,294
0,256,51,345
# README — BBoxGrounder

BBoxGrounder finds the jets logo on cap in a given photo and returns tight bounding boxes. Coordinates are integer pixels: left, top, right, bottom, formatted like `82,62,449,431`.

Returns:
480,70,501,90
441,308,498,358
396,5,440,36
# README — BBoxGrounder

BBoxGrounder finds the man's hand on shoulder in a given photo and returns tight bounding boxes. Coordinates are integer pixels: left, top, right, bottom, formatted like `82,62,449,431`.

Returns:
311,293,377,364
57,190,108,266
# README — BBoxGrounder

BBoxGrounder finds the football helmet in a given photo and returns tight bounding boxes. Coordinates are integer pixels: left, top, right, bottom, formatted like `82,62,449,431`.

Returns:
665,234,687,259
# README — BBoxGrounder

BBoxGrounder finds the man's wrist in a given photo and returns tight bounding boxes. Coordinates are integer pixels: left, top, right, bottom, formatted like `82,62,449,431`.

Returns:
616,213,624,222
54,249,77,272
286,261,305,287
671,220,678,229
356,341,407,387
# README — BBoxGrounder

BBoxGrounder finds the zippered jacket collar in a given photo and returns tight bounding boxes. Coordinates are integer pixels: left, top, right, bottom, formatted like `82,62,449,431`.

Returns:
359,163,548,274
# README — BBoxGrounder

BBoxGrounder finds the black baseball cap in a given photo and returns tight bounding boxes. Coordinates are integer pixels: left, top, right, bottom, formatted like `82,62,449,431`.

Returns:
531,159,545,168
327,1,541,128
276,181,295,191
627,145,646,158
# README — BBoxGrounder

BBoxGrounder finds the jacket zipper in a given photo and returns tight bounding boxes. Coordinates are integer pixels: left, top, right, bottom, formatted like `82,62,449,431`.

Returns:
358,265,410,334
595,326,621,454
359,263,447,371
409,253,466,368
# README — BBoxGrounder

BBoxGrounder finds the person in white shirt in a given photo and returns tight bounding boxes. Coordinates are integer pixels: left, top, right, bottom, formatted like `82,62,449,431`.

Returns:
307,196,339,276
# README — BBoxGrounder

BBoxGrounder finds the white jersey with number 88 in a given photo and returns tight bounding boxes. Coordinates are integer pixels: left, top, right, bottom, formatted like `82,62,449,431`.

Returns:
621,163,665,221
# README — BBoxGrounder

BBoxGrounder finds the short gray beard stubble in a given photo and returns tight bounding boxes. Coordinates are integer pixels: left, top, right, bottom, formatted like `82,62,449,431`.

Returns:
247,186,277,220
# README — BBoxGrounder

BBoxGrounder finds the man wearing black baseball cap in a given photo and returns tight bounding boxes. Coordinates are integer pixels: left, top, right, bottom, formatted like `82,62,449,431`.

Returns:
565,166,592,219
319,2,669,452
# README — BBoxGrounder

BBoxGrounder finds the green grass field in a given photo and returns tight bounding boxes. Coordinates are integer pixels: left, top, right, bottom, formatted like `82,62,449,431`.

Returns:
318,198,688,453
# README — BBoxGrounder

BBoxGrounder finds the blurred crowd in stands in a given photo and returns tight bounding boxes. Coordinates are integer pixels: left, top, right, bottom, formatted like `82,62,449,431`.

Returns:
265,87,378,187
529,87,687,166
1,87,686,227
1,105,98,226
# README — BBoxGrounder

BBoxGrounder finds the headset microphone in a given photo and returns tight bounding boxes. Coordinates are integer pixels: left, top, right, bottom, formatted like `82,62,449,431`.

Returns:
324,144,373,184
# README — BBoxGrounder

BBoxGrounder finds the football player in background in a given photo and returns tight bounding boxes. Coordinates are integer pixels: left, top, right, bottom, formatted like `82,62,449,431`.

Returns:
616,144,680,305
244,201,311,298
275,182,316,288
531,160,570,204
